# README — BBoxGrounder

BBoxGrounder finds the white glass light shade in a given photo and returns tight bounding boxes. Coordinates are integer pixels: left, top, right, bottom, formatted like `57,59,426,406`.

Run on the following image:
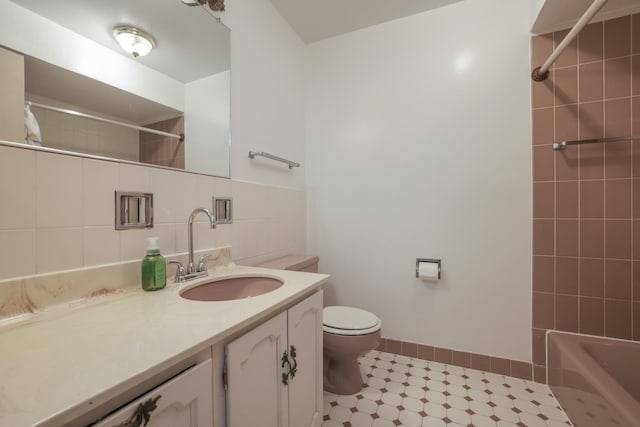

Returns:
112,26,156,58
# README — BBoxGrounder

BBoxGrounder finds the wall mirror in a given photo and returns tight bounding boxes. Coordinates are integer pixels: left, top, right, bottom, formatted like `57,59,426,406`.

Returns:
0,0,231,177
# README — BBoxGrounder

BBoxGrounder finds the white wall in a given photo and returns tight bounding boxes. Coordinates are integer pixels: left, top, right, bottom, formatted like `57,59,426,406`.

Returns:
305,0,532,361
185,71,230,176
223,0,306,189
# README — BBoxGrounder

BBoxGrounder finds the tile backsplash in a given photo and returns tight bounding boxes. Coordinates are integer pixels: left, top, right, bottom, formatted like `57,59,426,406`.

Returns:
0,143,306,281
531,13,640,381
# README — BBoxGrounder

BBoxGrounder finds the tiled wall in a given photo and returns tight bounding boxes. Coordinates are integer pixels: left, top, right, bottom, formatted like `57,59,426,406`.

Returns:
0,143,306,281
140,116,185,169
531,14,640,382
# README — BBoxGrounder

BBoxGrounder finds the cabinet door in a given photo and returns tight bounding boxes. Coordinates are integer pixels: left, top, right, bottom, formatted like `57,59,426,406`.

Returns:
288,291,323,427
226,311,288,427
94,359,213,427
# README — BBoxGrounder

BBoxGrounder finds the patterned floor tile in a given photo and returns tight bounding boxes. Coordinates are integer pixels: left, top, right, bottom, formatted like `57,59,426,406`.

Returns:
322,351,573,427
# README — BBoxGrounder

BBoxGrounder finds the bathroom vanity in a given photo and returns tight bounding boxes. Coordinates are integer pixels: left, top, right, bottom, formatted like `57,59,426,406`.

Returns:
0,264,327,427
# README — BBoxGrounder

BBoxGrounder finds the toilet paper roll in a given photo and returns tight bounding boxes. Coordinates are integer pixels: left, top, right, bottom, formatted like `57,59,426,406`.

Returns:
418,261,439,280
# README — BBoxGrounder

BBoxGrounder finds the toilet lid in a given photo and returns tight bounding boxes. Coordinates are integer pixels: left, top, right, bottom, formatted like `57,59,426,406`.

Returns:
323,306,380,331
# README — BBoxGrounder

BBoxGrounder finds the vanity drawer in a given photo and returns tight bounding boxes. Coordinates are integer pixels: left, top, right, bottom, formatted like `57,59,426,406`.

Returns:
93,359,212,427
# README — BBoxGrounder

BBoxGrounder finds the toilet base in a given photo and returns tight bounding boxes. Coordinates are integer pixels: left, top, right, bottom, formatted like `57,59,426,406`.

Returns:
323,356,365,395
323,330,381,395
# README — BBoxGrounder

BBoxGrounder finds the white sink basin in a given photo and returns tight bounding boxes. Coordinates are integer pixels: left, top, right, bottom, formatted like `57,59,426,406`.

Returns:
179,276,284,301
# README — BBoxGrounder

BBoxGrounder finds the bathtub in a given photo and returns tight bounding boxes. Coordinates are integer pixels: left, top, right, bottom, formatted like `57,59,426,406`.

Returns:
547,331,640,427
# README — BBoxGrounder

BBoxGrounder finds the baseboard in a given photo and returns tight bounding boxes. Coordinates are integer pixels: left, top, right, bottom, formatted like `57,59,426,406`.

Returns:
377,338,541,382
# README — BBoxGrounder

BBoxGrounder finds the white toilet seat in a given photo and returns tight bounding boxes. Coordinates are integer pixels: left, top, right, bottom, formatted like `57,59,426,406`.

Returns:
323,306,382,336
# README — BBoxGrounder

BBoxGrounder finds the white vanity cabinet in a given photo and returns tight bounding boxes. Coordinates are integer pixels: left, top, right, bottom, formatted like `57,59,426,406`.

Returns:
93,359,213,427
225,291,323,427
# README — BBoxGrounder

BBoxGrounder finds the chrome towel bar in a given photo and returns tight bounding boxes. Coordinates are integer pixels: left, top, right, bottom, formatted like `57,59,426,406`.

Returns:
248,151,300,169
553,136,640,151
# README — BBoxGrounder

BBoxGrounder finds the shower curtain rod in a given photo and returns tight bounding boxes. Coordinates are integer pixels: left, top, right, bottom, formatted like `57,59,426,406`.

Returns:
26,101,185,142
531,0,608,82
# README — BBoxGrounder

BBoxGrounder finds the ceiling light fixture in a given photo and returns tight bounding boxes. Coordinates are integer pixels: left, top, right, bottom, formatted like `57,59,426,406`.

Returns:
181,0,206,5
112,26,156,58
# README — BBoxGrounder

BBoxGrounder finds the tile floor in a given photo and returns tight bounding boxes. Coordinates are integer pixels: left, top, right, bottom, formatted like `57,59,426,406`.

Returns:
322,351,572,427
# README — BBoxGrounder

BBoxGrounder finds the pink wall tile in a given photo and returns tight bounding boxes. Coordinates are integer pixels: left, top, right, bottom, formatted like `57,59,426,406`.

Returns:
605,179,632,218
632,56,640,96
605,220,631,259
605,260,632,299
532,14,640,368
580,180,604,218
605,300,632,339
533,256,555,293
578,22,603,64
531,13,639,372
604,141,632,178
580,258,604,297
532,108,554,145
555,295,578,332
554,30,578,68
556,181,578,218
578,62,603,102
556,220,578,257
604,16,631,59
554,66,578,105
604,57,631,99
555,104,580,141
604,98,631,137
533,146,555,181
579,101,604,139
556,146,580,180
533,182,554,218
579,297,605,335
579,220,604,258
556,257,578,295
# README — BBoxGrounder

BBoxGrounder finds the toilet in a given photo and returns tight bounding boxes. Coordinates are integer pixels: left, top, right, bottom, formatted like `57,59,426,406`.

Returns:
258,255,382,395
322,305,381,394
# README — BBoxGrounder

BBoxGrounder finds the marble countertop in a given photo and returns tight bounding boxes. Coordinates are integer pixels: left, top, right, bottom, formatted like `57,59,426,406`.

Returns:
0,266,328,427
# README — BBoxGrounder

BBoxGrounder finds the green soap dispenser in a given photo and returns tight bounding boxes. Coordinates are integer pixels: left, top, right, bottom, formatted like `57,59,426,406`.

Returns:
141,237,167,291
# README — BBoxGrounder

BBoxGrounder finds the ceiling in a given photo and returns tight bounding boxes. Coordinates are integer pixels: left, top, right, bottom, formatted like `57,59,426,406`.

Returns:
9,0,465,80
532,0,640,34
9,0,230,83
269,0,464,43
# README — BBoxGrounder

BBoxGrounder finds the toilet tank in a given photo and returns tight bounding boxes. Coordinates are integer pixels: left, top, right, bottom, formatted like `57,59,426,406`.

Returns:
257,255,319,273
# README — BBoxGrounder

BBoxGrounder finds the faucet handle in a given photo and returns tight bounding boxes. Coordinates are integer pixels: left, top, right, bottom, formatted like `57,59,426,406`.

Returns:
168,260,186,283
197,254,212,272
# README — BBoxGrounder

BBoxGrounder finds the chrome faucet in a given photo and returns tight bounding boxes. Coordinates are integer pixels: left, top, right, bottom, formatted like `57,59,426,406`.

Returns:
188,207,216,274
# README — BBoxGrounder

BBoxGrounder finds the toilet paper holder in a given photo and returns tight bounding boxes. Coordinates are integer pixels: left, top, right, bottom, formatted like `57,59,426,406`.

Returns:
416,258,441,280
